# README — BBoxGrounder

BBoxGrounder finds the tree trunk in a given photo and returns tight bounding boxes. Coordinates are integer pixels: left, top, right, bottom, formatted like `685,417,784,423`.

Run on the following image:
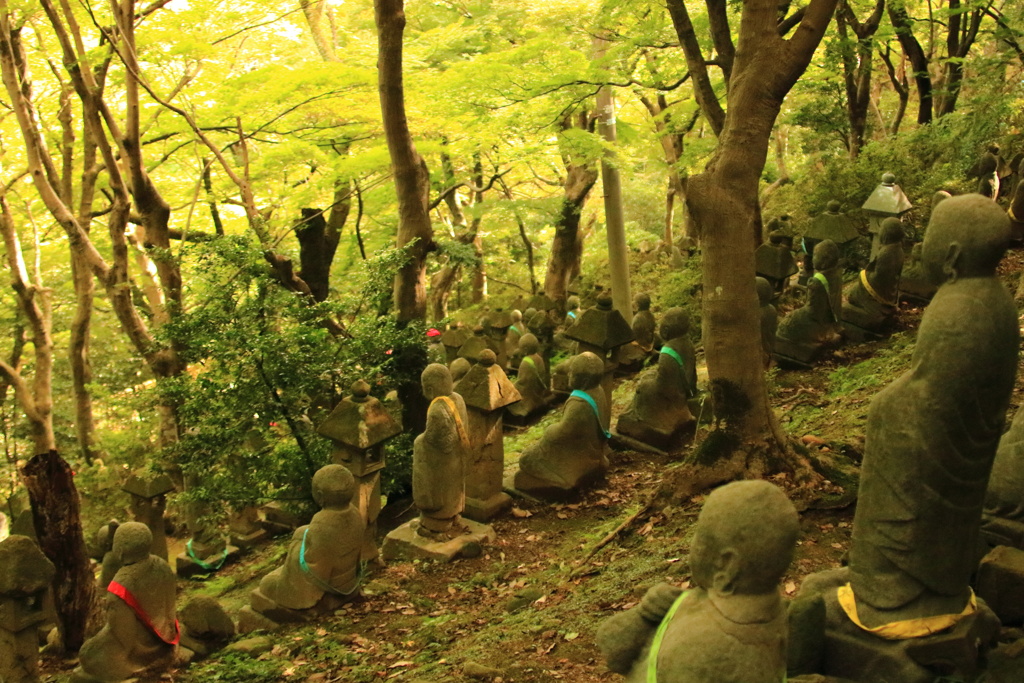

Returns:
21,450,94,652
837,0,884,158
296,192,345,303
888,2,933,124
375,0,434,322
544,164,599,301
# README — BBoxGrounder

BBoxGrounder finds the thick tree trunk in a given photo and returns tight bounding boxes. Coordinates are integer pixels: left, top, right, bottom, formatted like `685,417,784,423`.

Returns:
888,2,933,124
544,165,598,301
22,450,94,652
296,193,345,302
375,0,434,322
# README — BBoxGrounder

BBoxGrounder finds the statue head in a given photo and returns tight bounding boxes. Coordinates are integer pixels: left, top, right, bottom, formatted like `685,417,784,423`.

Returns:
931,190,952,210
988,143,1001,155
449,357,471,383
567,295,581,311
113,522,152,566
879,217,904,245
421,363,453,400
634,293,652,311
881,172,896,186
569,352,604,391
923,193,1010,285
660,308,690,341
478,349,497,367
312,464,356,509
512,309,522,323
826,200,841,214
524,307,537,321
689,481,799,596
755,277,773,306
519,333,540,356
812,239,840,271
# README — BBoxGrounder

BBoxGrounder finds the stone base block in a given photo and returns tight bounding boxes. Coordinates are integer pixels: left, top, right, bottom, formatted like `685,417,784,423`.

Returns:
259,502,302,536
175,545,240,578
774,338,822,367
977,545,1024,624
898,279,936,305
508,466,605,502
615,414,693,450
382,518,495,563
840,320,885,343
236,605,280,634
463,492,512,523
230,528,269,549
792,568,1001,683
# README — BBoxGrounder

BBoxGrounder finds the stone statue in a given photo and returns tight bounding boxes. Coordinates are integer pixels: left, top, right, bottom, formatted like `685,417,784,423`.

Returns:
382,364,494,562
631,293,658,352
775,240,842,364
597,480,798,683
792,194,1017,683
982,408,1024,549
755,231,799,294
565,295,582,326
122,470,174,562
243,465,363,628
756,277,778,368
616,308,696,449
0,535,55,683
449,356,471,384
508,334,552,419
842,217,904,335
73,523,177,682
513,352,610,499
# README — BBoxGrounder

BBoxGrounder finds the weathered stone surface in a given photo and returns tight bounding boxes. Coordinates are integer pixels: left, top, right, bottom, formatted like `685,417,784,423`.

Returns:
616,308,695,449
440,327,470,364
842,217,904,335
775,240,842,364
318,380,400,564
456,350,519,522
631,293,657,352
861,172,912,218
755,231,799,293
179,596,234,658
983,408,1024,549
976,545,1024,624
122,470,173,562
563,294,635,351
245,465,363,630
0,535,54,683
597,481,798,683
757,277,778,367
513,352,609,500
381,517,495,563
805,201,860,245
508,334,552,420
73,523,177,683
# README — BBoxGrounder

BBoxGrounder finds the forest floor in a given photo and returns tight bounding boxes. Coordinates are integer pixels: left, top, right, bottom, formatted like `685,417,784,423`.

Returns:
38,252,1024,683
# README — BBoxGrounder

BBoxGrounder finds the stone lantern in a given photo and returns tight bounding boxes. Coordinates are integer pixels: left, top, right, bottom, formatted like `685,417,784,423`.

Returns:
317,379,401,564
440,326,470,365
122,469,174,561
487,310,515,370
862,172,912,258
0,535,55,683
564,292,635,406
455,350,521,521
803,200,864,270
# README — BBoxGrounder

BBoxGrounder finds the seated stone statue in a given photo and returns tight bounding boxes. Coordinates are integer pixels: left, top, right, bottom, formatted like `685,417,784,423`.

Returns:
413,363,471,538
597,480,798,682
564,295,582,327
508,334,552,419
247,465,364,624
73,523,177,682
842,217,904,334
982,408,1024,549
513,352,609,498
632,293,657,352
775,240,842,363
616,308,696,448
757,277,778,368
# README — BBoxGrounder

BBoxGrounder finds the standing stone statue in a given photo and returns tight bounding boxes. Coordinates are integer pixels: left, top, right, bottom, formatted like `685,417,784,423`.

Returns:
982,408,1024,549
564,295,582,326
616,308,696,449
241,465,364,630
756,277,778,368
631,293,658,352
317,380,401,565
792,194,1018,683
512,352,610,499
597,481,798,683
755,231,799,295
487,310,514,370
383,364,495,561
455,350,521,521
508,334,553,420
449,356,471,384
842,217,904,337
122,470,174,561
775,240,843,365
73,523,177,683
0,535,55,683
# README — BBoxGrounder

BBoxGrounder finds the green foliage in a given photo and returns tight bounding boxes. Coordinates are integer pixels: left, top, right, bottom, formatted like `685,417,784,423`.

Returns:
187,652,284,683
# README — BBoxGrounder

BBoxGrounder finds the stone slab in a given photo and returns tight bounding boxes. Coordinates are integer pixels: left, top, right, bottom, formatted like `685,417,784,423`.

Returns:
175,545,240,578
381,519,495,563
463,492,512,523
976,545,1024,624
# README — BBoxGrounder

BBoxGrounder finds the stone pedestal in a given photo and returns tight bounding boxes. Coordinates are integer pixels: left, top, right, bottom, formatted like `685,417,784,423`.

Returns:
792,569,1001,683
176,540,240,578
122,470,174,561
317,380,401,565
455,351,520,522
228,507,269,549
382,517,495,563
976,545,1024,624
0,536,54,683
